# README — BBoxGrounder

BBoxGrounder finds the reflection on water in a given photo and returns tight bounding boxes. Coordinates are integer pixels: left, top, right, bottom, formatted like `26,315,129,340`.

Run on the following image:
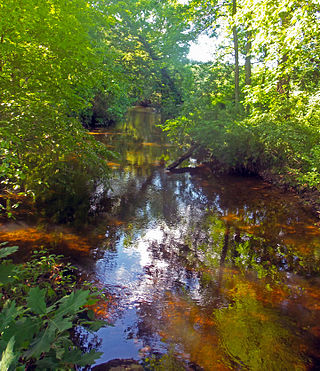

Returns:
2,107,320,369
86,107,320,369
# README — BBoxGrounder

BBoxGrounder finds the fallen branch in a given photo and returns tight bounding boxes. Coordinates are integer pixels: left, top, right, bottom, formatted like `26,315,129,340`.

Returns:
166,144,198,171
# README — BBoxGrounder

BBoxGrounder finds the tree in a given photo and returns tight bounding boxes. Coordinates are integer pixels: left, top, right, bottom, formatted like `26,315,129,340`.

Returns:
0,0,118,218
99,0,194,116
232,0,240,107
163,0,320,191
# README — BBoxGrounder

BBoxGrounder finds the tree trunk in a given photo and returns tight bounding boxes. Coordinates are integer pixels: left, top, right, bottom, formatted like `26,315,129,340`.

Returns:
277,13,290,97
245,30,252,113
277,54,290,97
122,15,183,106
0,34,4,71
245,31,252,86
232,0,240,108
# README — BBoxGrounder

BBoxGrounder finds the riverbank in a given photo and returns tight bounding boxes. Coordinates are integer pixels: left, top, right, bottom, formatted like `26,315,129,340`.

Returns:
188,151,320,221
259,169,320,221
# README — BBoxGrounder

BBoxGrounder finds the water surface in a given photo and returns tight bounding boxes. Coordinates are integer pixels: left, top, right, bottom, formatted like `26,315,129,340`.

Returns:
87,107,320,370
2,107,320,370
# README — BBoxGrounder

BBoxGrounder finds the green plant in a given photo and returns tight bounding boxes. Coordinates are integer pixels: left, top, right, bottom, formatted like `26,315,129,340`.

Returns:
0,244,105,370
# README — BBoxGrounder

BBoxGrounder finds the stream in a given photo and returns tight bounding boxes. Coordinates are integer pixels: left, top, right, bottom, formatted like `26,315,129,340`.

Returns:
2,107,320,370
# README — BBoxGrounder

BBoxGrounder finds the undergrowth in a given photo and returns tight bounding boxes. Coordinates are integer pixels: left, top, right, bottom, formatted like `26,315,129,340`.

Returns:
0,243,106,370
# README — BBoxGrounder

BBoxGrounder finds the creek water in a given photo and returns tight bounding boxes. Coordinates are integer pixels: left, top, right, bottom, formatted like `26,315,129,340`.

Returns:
2,107,320,370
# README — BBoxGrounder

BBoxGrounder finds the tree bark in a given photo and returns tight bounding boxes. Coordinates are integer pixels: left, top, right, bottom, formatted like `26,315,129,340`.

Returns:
277,13,290,97
245,30,252,113
245,31,252,86
0,34,4,72
232,0,240,108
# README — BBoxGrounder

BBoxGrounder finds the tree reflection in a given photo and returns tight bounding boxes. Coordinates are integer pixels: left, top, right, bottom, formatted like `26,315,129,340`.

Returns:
153,268,313,370
87,108,320,369
215,284,307,370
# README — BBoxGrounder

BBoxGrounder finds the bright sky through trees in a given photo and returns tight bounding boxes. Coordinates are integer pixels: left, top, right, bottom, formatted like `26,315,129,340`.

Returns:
188,34,216,62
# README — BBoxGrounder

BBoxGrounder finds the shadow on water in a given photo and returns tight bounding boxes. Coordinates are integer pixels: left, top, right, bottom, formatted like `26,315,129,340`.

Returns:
2,107,320,370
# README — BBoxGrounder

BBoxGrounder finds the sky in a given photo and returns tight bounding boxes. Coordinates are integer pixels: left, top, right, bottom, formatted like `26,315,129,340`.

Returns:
177,0,229,63
176,0,216,63
188,34,217,63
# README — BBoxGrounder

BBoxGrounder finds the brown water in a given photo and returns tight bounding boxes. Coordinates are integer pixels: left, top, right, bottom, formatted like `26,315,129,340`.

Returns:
2,107,320,370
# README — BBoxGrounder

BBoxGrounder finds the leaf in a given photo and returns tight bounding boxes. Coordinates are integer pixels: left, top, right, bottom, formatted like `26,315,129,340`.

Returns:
0,263,16,284
0,301,18,333
24,325,55,359
36,357,60,368
49,315,73,333
62,349,103,366
0,336,17,371
55,345,66,360
87,308,95,320
1,317,41,350
26,287,47,315
87,320,108,331
76,350,103,366
56,348,81,363
56,290,90,317
0,246,19,259
0,341,7,356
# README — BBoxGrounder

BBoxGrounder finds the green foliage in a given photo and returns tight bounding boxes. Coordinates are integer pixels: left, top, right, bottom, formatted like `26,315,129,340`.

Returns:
1,0,319,212
0,0,198,218
0,337,17,371
245,88,320,188
162,62,266,173
82,88,133,127
0,0,122,218
0,244,19,260
162,0,320,190
0,246,105,370
101,0,194,116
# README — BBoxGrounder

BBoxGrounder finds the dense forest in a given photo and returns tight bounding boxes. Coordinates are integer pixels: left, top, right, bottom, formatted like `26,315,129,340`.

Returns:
0,0,320,368
1,0,320,216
